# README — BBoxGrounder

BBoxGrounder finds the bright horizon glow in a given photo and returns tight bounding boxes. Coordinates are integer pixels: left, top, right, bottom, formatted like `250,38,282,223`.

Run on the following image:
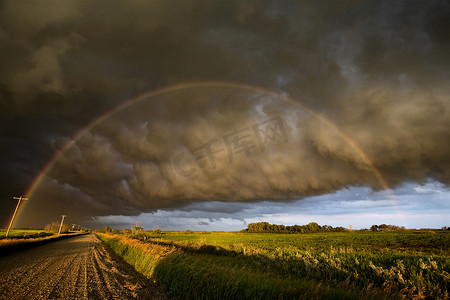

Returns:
96,179,449,231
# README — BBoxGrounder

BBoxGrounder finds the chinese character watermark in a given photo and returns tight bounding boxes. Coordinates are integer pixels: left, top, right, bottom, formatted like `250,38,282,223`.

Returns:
167,115,289,181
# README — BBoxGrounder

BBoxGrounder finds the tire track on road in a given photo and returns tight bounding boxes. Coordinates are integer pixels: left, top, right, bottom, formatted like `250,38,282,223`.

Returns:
0,234,169,299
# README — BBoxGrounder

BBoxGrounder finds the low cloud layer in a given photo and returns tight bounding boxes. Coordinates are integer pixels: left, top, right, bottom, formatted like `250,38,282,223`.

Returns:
0,0,448,227
97,179,450,231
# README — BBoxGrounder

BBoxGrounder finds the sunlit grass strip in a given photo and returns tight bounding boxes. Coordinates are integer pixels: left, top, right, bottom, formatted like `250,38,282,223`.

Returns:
0,229,49,239
97,233,179,277
0,232,82,245
97,233,362,299
0,232,87,256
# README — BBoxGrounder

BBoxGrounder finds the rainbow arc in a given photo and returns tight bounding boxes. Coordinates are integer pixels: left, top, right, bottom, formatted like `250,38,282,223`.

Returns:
16,81,398,227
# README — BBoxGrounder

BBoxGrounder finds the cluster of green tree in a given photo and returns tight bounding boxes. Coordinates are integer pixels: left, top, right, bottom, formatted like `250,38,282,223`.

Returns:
370,224,406,231
44,222,69,234
244,222,347,234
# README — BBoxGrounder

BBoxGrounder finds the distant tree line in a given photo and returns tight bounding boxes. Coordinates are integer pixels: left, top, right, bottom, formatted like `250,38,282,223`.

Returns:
100,225,163,236
244,222,347,234
370,224,406,231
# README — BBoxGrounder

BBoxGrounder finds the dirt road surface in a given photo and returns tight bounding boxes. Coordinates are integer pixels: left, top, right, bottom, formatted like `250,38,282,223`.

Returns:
0,234,169,299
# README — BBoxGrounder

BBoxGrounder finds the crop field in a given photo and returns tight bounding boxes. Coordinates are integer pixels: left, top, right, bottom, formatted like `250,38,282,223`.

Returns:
98,230,450,299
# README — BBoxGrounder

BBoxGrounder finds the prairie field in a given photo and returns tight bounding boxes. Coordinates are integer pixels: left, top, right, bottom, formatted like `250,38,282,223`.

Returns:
0,229,50,239
98,230,450,299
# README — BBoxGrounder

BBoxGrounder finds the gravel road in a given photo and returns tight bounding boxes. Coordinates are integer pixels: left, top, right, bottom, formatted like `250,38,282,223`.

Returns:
0,234,169,299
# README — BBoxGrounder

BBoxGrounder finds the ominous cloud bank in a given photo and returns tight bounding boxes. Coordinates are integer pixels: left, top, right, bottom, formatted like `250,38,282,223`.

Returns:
0,0,449,227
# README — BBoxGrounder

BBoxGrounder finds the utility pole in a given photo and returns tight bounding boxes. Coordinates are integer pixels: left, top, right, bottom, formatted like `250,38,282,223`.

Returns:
6,196,28,238
58,214,67,235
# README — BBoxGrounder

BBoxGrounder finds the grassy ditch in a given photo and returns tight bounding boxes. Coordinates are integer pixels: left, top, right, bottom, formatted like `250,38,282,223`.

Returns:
98,233,376,299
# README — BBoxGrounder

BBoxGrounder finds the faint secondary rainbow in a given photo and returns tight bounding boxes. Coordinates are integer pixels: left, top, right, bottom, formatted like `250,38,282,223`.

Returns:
20,81,397,225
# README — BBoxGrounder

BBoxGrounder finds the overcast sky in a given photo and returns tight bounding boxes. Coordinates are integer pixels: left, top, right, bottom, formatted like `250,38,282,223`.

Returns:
1,0,449,230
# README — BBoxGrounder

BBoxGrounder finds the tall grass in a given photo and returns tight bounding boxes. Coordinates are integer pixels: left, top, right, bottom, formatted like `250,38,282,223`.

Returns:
98,231,449,299
100,233,432,299
97,233,178,277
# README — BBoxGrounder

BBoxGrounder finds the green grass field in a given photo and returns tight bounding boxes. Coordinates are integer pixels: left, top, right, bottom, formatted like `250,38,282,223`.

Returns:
98,230,450,299
0,229,51,239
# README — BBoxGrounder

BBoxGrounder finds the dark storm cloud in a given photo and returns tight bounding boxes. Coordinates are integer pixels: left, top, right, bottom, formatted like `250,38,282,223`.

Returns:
0,0,448,227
